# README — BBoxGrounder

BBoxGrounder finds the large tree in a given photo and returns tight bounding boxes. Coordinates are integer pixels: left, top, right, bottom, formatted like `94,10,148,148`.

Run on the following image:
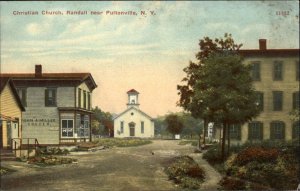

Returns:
91,106,113,136
164,114,184,137
177,34,260,160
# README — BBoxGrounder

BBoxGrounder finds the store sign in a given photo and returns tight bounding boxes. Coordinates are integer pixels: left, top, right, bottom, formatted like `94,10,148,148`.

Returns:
22,118,57,127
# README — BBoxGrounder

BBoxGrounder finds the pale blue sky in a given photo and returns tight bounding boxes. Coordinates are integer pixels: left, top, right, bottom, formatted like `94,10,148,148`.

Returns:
1,1,299,117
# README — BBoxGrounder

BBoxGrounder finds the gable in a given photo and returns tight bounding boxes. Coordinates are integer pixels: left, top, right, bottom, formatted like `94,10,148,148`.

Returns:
113,107,153,121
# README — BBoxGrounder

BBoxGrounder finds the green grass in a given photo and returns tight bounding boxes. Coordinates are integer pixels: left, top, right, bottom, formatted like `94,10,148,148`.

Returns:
0,166,15,175
93,138,152,147
178,140,198,146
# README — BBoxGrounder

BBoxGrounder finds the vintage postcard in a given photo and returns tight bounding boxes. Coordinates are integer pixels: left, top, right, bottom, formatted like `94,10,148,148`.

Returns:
0,1,299,191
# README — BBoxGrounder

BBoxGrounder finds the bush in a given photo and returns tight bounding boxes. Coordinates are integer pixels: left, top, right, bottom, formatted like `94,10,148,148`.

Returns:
219,177,246,190
221,144,300,190
37,147,69,156
234,147,279,166
165,156,205,189
27,156,77,166
202,144,223,165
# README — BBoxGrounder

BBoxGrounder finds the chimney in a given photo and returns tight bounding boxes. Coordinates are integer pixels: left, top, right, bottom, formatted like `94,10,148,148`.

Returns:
35,65,42,78
259,39,267,50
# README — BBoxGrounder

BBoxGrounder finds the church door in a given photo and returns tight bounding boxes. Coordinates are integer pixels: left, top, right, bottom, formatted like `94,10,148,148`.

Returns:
130,127,135,137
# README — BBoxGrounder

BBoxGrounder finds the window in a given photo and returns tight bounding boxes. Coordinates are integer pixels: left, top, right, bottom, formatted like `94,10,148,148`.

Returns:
296,61,299,81
141,121,144,134
61,119,73,137
293,121,300,139
273,61,283,81
270,121,285,140
229,124,241,140
45,88,57,107
273,91,283,111
251,61,260,81
120,121,124,133
88,93,91,110
78,88,81,108
17,88,27,107
256,92,264,111
293,92,299,110
83,91,87,109
248,122,263,140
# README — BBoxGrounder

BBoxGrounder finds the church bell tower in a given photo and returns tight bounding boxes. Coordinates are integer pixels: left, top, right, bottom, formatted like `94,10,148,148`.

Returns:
127,89,140,108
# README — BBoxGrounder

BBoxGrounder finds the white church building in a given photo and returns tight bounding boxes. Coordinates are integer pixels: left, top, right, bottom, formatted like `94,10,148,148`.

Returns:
113,89,154,138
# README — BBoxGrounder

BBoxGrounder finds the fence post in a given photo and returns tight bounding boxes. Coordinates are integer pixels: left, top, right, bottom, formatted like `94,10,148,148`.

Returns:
27,139,29,158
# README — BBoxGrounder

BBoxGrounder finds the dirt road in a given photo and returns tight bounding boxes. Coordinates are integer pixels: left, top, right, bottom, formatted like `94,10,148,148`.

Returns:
1,140,222,191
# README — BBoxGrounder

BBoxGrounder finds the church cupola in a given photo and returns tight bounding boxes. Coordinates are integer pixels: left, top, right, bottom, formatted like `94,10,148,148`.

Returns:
127,89,140,108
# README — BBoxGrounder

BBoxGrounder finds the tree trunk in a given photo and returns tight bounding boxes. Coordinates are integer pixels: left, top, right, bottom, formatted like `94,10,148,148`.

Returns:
203,119,207,146
227,123,230,156
221,122,227,161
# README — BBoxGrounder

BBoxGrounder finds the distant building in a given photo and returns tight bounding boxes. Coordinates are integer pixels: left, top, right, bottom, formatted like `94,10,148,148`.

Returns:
114,89,154,138
0,77,25,148
214,39,300,144
1,65,97,145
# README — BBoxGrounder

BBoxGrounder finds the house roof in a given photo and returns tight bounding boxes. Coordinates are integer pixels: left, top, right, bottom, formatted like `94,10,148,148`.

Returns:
127,89,139,94
0,73,97,91
238,49,299,57
0,77,25,111
113,106,153,121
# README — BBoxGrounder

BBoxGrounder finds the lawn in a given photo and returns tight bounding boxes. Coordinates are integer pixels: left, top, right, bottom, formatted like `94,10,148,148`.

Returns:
93,138,152,147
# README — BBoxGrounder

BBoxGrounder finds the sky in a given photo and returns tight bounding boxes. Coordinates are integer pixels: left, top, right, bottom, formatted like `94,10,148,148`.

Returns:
0,1,299,117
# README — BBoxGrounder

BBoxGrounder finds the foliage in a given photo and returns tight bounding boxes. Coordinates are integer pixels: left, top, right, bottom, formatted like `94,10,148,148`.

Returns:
27,156,77,166
0,166,14,175
289,109,299,121
36,147,70,156
91,106,113,136
202,144,224,166
165,156,205,189
221,144,300,190
234,147,279,166
177,33,261,159
155,112,203,138
164,114,184,135
93,138,152,147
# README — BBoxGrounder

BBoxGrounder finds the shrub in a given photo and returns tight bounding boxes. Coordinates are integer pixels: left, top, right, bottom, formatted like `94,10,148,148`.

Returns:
219,177,246,190
165,156,205,189
202,144,223,165
234,147,279,166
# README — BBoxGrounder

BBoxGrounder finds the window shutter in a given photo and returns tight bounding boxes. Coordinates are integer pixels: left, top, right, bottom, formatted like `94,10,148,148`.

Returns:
293,92,296,109
260,123,263,140
270,123,274,140
237,125,241,140
53,89,57,106
248,124,252,140
45,89,49,106
281,123,285,140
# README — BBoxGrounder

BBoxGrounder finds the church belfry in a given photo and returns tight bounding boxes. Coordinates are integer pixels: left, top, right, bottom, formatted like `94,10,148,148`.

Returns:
127,89,140,108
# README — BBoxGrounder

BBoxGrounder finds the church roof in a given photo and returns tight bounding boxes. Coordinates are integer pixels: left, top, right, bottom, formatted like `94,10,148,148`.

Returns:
113,107,153,121
127,89,139,94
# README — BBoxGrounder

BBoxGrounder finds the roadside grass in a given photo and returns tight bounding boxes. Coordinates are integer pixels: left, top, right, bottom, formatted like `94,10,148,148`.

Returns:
23,156,78,167
164,155,205,189
178,140,198,146
0,166,15,175
93,138,152,147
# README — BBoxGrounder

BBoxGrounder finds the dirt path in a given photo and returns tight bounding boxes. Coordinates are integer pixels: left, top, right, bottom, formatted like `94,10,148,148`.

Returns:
189,153,223,190
1,140,222,191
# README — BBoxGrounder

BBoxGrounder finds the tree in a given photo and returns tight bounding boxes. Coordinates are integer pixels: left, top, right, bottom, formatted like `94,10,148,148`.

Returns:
177,34,260,160
91,106,113,137
164,114,184,137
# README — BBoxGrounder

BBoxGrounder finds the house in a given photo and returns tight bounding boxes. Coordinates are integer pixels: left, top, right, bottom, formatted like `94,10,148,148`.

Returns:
114,89,154,138
214,39,299,144
0,77,25,148
1,65,97,145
